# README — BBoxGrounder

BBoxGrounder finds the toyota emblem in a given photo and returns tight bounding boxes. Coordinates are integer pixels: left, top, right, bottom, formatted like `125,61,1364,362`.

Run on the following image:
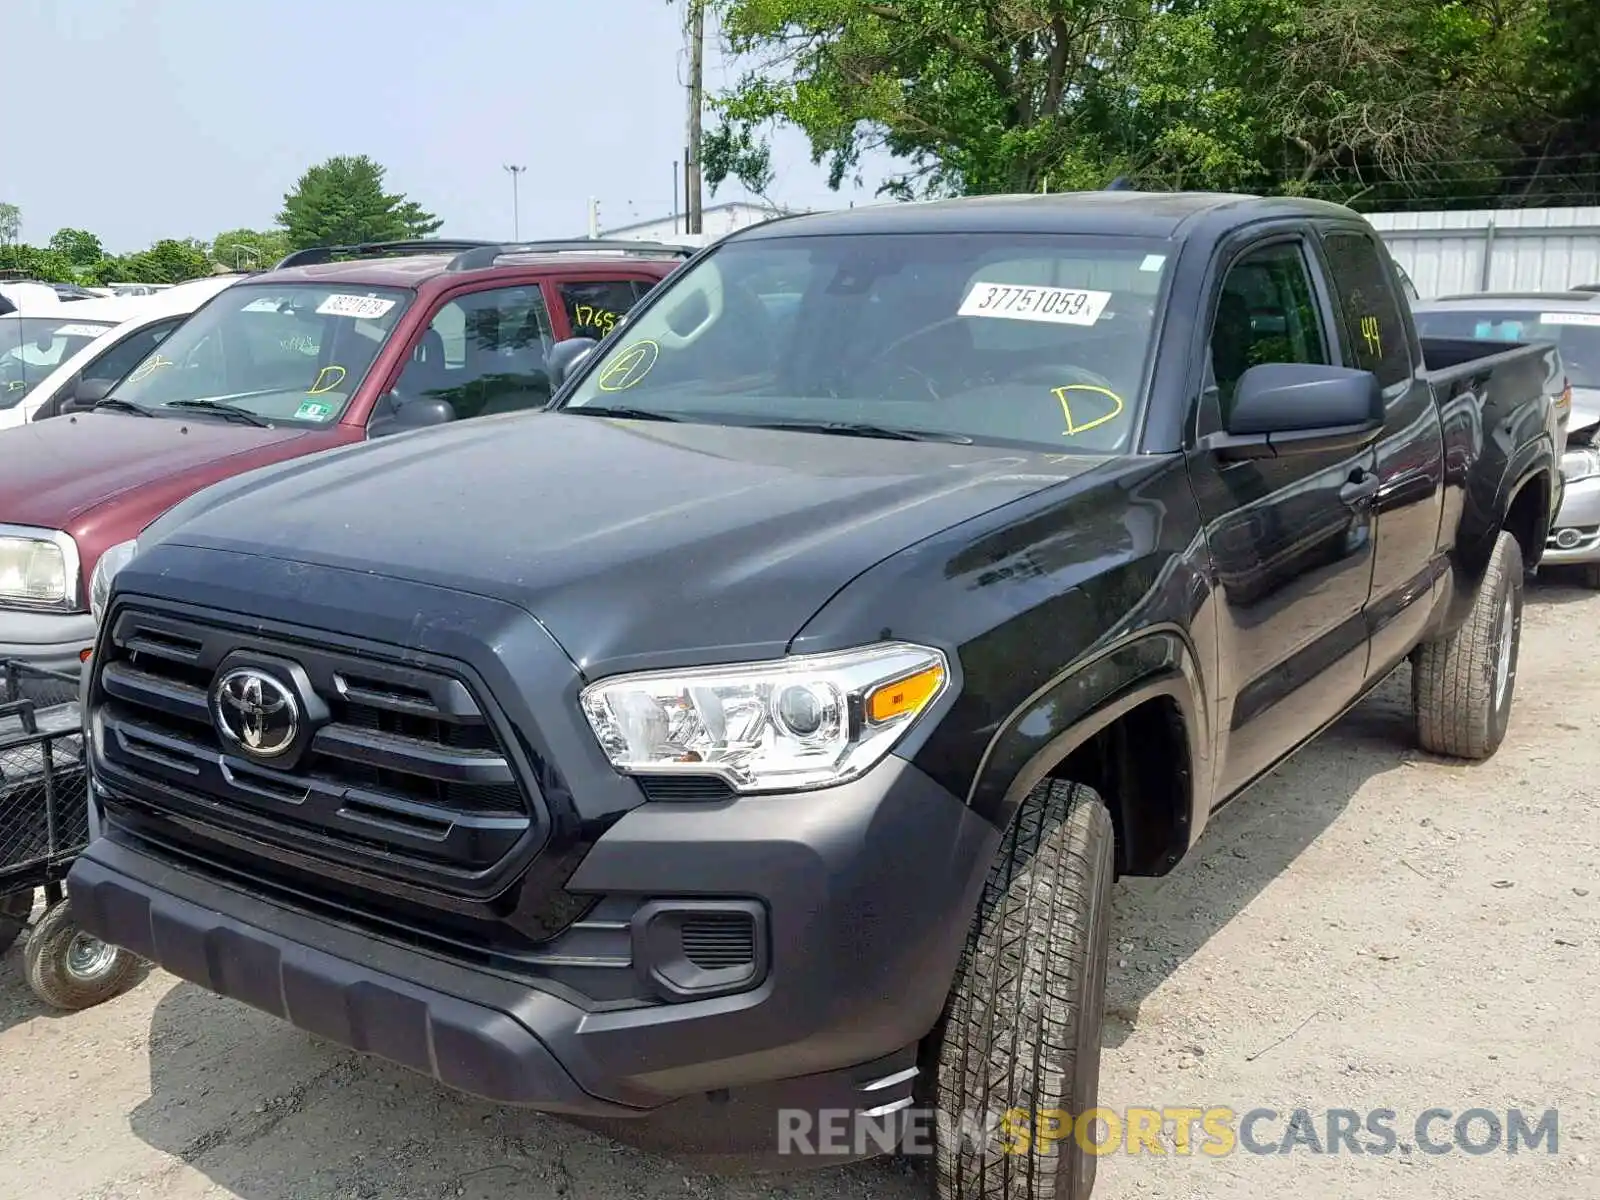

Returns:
212,668,300,758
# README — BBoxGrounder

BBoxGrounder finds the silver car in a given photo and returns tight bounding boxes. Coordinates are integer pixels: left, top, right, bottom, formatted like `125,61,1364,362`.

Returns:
1413,291,1600,584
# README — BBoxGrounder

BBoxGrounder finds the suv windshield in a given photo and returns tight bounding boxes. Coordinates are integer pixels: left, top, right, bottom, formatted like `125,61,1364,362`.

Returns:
1413,308,1600,388
561,232,1173,452
0,315,116,407
109,281,412,423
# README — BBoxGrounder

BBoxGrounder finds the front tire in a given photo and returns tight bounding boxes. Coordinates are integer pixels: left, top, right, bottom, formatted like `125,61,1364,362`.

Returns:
1413,529,1524,760
929,779,1116,1200
22,898,141,1010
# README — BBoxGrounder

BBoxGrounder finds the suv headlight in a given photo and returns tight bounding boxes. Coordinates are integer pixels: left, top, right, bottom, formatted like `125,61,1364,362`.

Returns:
0,527,79,609
579,641,950,793
1561,447,1600,483
89,538,139,625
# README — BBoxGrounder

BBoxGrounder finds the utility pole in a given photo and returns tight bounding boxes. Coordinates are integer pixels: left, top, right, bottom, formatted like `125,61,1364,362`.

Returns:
587,197,600,238
503,164,526,240
685,0,705,234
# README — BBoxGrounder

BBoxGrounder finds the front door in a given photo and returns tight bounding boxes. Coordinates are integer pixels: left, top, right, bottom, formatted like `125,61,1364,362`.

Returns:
1186,235,1379,797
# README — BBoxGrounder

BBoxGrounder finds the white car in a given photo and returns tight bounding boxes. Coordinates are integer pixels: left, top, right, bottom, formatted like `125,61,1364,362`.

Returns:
2,276,245,429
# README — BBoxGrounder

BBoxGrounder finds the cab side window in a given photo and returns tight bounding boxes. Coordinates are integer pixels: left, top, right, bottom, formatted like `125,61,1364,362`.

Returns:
558,279,650,341
1210,243,1329,419
1319,230,1412,387
392,286,554,421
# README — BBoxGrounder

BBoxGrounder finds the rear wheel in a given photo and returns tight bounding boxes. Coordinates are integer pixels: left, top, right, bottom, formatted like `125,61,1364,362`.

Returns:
22,898,141,1010
1578,563,1600,590
0,890,31,955
928,779,1116,1200
1413,529,1524,760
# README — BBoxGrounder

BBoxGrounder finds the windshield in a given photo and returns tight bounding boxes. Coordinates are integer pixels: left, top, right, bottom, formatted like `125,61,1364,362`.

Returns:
0,315,116,407
1413,308,1600,388
561,232,1173,452
109,281,412,423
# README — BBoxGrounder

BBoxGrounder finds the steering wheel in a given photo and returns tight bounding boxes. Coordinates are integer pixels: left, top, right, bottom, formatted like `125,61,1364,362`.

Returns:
857,316,969,370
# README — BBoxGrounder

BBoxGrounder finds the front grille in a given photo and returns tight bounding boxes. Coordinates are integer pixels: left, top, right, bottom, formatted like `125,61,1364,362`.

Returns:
93,604,543,895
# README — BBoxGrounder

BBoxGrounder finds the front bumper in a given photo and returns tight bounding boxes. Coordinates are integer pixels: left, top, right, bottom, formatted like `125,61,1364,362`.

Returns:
0,607,94,701
69,754,997,1156
1544,473,1600,564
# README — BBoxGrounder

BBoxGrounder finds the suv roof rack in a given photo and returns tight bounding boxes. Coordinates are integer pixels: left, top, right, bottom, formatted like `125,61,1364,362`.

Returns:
446,239,696,271
272,239,499,270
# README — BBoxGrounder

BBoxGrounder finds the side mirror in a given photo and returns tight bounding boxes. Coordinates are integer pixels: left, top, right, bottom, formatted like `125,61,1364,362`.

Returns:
547,337,599,388
1211,363,1384,461
368,391,455,438
72,376,115,407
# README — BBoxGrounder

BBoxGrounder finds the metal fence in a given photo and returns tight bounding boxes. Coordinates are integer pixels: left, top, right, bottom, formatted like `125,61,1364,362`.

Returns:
1368,207,1600,298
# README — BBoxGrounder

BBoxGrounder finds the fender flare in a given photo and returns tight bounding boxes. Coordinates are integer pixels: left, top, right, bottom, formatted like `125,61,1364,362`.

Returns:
965,624,1212,871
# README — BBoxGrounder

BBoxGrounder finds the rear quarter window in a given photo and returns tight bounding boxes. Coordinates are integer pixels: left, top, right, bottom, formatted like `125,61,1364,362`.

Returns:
1320,230,1412,387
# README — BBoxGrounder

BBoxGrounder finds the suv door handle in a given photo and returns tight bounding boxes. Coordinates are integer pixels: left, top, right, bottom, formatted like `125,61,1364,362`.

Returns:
1340,469,1381,506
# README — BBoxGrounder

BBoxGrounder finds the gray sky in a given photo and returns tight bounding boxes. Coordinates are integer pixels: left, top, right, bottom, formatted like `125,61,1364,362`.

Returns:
6,0,897,252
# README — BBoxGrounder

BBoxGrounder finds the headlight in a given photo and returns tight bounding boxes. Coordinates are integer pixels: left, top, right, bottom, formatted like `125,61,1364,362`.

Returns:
0,527,78,608
1561,447,1600,483
89,538,139,625
579,642,950,793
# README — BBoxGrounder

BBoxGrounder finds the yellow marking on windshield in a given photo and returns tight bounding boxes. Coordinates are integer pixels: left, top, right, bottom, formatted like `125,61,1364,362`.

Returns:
1052,384,1124,436
597,339,659,392
307,365,347,395
125,354,174,384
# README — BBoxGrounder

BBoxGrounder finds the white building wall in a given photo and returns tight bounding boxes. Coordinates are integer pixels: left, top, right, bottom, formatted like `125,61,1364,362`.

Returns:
1366,207,1600,298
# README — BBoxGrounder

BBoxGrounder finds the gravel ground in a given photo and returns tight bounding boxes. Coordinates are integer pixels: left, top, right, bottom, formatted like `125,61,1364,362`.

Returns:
2,579,1597,1200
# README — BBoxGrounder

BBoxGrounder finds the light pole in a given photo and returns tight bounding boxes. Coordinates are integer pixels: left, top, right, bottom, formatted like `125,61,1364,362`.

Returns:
503,164,527,240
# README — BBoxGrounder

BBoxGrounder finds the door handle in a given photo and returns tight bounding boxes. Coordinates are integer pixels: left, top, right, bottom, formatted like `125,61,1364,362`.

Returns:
1340,469,1381,506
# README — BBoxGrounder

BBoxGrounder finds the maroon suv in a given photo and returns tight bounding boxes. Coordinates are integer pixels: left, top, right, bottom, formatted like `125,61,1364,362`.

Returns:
0,238,689,698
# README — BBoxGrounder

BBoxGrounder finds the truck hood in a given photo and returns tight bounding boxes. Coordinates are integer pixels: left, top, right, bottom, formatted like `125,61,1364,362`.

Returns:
153,412,1101,674
0,411,317,528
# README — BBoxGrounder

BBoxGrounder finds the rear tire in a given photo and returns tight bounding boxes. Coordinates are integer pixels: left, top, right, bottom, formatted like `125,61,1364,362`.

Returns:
0,890,31,955
1413,529,1524,760
929,779,1116,1200
22,898,141,1010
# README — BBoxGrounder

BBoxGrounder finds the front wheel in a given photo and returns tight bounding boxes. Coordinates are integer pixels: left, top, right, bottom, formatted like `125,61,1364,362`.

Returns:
22,898,141,1010
928,778,1116,1200
1413,529,1524,760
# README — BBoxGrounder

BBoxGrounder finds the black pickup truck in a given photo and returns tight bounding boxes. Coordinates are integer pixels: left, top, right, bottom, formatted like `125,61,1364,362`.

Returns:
67,193,1558,1200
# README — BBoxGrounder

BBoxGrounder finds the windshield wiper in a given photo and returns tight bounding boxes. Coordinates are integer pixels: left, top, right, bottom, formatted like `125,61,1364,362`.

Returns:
161,399,272,427
745,419,973,444
569,405,681,422
91,397,153,417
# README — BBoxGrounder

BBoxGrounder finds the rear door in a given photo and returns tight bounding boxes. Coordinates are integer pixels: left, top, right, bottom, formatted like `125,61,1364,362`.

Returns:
1185,227,1380,797
1313,225,1446,682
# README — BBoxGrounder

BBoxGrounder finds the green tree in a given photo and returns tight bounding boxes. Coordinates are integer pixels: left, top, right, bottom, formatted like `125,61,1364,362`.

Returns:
0,244,76,282
0,203,19,247
277,155,443,250
47,227,105,268
702,0,1587,208
119,238,214,284
211,227,290,271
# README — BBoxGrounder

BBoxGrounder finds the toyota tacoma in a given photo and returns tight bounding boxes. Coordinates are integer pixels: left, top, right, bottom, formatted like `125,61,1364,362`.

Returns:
68,193,1558,1200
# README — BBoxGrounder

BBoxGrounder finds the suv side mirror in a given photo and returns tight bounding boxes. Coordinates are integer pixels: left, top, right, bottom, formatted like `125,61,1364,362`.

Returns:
1212,363,1384,460
368,391,455,438
547,337,599,389
71,376,115,408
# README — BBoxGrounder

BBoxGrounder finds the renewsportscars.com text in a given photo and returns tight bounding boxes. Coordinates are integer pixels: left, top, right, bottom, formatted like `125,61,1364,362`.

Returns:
776,1106,1560,1158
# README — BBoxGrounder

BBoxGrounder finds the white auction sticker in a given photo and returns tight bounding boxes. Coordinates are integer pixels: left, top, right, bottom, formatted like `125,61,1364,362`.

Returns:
316,293,396,320
958,282,1112,325
1540,311,1600,327
54,323,110,338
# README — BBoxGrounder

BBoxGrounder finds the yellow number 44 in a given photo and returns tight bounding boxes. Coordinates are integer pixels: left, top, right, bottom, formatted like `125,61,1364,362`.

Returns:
1360,315,1382,357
